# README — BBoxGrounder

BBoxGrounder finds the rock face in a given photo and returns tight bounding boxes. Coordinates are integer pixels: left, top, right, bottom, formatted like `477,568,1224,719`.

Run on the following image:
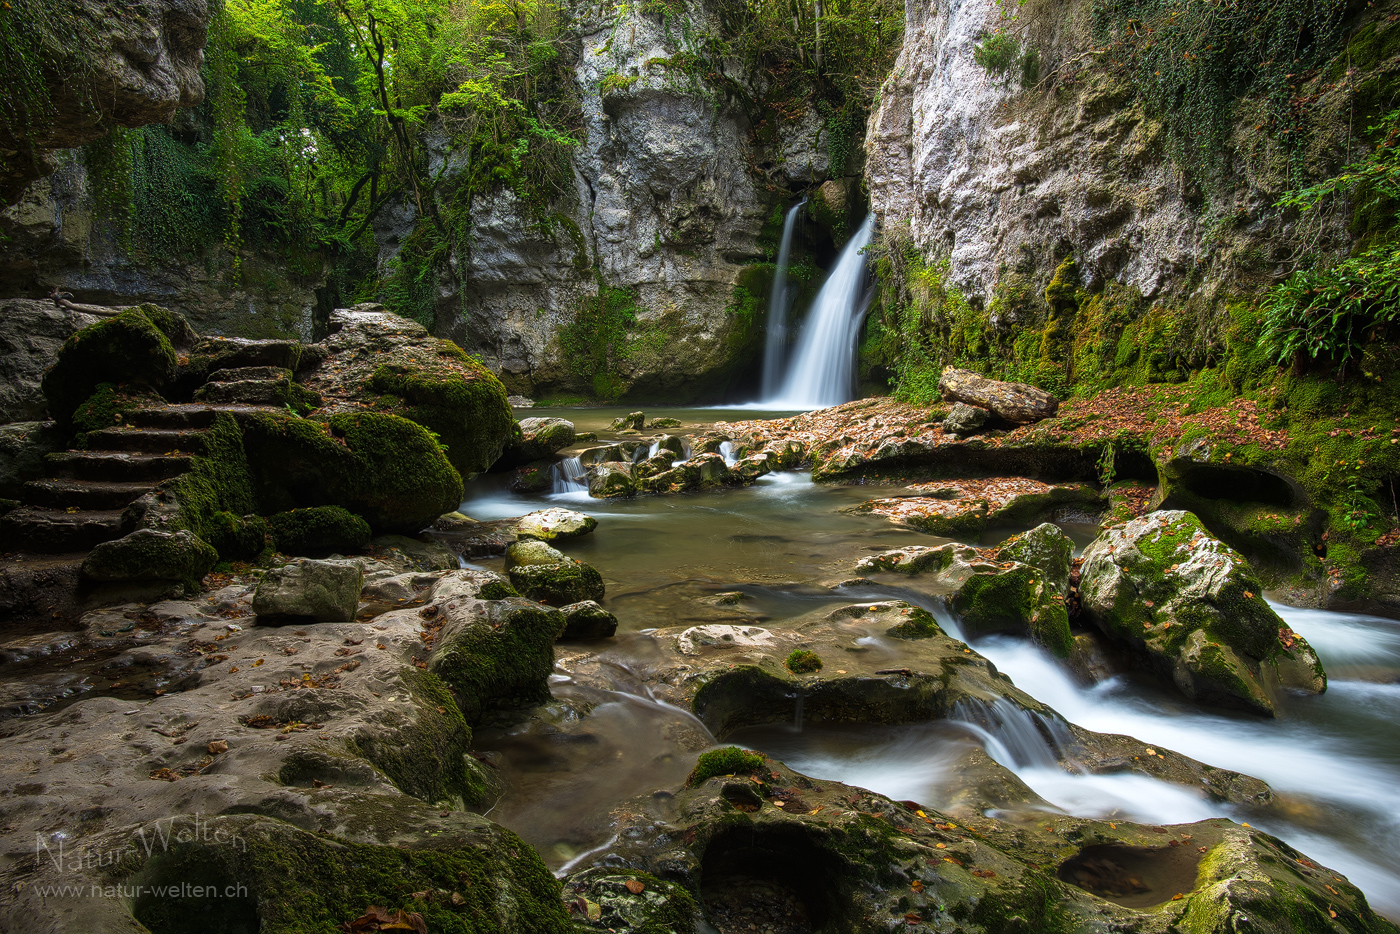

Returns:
1079,510,1326,715
0,299,101,422
938,367,1059,424
0,0,210,203
301,305,515,478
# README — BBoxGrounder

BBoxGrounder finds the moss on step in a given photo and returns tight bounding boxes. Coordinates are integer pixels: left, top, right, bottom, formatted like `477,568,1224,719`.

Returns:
42,307,180,425
268,506,372,557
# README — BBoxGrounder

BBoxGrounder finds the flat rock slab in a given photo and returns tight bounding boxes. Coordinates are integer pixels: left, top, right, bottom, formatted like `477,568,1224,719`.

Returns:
847,477,1104,538
516,507,598,541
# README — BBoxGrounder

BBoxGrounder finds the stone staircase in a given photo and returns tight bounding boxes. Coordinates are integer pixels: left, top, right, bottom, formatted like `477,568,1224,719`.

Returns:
0,404,280,555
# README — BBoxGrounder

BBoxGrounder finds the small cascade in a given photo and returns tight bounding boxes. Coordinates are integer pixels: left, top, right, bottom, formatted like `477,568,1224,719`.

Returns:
550,456,588,494
718,441,739,466
761,200,806,398
767,214,876,409
949,697,1073,770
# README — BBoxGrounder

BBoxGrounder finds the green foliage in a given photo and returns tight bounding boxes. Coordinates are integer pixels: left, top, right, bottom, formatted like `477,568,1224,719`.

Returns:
973,32,1021,78
560,287,639,400
1091,0,1347,181
1261,243,1400,369
687,746,766,785
785,648,824,673
169,414,260,556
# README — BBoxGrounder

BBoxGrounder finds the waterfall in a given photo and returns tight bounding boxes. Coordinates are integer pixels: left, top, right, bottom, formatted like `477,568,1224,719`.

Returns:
760,200,805,397
948,697,1073,770
550,456,588,495
767,214,876,409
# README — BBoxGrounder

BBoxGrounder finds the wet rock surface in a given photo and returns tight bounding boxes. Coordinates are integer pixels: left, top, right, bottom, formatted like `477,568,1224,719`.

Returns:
1080,510,1326,715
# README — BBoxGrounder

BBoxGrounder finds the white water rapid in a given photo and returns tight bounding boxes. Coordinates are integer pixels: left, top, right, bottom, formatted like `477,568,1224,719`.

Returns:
760,200,805,398
765,214,875,409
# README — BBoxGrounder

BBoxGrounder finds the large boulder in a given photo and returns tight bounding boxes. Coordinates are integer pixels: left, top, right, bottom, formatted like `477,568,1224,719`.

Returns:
242,411,463,536
81,529,217,586
495,417,576,469
588,462,637,498
997,522,1073,597
560,600,618,639
301,305,514,478
508,561,606,607
252,558,363,622
0,300,100,422
40,305,184,423
267,506,372,557
0,421,63,498
938,366,1059,423
1079,510,1326,715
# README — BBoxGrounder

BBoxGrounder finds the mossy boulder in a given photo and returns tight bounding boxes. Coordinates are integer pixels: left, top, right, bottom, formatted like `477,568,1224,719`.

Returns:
951,563,1074,657
243,411,464,535
428,595,567,721
268,506,372,557
560,600,618,639
1079,510,1326,715
506,539,567,568
41,306,181,424
997,522,1073,597
81,529,218,587
609,411,645,430
252,557,363,623
508,561,605,607
496,417,576,469
301,306,514,479
509,459,555,493
588,462,636,498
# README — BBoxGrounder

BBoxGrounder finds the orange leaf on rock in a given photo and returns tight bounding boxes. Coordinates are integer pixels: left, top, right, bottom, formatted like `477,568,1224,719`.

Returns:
624,879,645,894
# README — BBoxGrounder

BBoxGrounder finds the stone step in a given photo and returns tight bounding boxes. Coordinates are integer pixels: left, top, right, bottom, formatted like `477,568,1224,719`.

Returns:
194,379,289,405
48,451,192,483
192,337,301,372
0,507,126,553
207,366,292,383
23,478,157,510
127,404,283,430
83,428,206,455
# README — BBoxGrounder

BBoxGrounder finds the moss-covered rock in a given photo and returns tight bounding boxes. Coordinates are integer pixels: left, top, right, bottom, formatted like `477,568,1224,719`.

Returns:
785,648,824,673
588,462,636,498
496,417,576,469
252,557,363,623
952,564,1074,657
508,561,605,606
688,746,766,785
560,600,618,639
41,306,180,424
81,529,218,587
428,595,567,721
997,522,1074,597
1079,510,1326,715
509,459,555,493
300,306,514,479
268,506,373,557
562,867,698,933
505,539,567,568
243,411,464,535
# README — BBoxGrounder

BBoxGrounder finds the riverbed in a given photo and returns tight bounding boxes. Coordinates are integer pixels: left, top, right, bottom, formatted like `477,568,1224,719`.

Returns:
469,405,1400,918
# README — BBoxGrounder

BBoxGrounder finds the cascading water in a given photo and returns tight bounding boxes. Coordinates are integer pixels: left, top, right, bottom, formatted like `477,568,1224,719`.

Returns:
948,696,1072,769
760,200,805,398
550,456,588,495
766,214,876,409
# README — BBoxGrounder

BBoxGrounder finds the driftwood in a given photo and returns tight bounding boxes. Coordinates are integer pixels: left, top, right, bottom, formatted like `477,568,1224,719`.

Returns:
49,288,124,317
938,367,1058,424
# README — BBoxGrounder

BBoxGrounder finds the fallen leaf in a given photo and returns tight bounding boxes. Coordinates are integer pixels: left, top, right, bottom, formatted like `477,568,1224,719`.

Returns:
624,879,645,895
207,740,228,755
911,880,924,892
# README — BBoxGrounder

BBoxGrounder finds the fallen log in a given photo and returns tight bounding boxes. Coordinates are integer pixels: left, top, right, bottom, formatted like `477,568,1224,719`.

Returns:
938,367,1058,424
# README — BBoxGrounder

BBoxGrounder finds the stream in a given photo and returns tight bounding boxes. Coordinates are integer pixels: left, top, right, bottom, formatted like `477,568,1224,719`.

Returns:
467,406,1400,919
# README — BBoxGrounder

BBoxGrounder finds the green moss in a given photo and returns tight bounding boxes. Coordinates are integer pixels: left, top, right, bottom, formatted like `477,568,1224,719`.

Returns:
506,561,604,606
428,598,566,722
883,606,943,640
268,506,372,556
203,511,270,563
127,814,571,934
349,668,491,807
83,529,219,590
167,414,259,558
687,746,766,785
41,307,178,425
243,411,464,535
785,649,824,673
368,340,514,478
